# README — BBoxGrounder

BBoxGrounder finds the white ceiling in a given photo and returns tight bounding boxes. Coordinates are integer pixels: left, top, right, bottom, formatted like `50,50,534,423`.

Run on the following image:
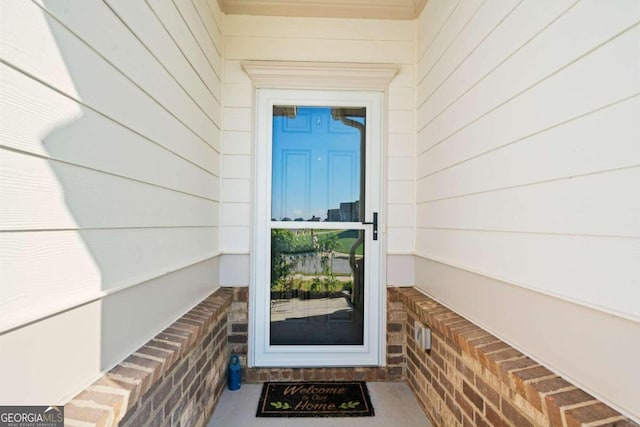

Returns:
217,0,428,20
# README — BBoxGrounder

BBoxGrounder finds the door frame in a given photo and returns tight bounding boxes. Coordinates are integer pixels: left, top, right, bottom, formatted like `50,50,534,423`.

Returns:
249,89,385,367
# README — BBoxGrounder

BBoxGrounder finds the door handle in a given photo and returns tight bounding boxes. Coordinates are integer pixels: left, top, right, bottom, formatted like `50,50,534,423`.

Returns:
362,212,378,241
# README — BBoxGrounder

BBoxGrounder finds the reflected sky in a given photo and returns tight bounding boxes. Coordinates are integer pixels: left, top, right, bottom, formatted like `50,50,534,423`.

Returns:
271,106,365,221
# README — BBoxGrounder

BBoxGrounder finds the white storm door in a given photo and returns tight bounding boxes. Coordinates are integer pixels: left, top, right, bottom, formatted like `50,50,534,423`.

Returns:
251,89,384,367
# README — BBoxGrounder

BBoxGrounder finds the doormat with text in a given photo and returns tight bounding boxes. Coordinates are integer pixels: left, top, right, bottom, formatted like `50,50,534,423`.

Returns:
256,381,374,417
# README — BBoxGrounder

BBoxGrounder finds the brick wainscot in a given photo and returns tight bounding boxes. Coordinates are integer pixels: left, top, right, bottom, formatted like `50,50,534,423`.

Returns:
63,287,638,427
393,288,638,427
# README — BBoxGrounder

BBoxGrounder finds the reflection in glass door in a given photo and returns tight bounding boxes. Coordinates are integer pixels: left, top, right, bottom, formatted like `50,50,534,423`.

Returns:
270,227,364,345
252,90,382,367
270,106,366,346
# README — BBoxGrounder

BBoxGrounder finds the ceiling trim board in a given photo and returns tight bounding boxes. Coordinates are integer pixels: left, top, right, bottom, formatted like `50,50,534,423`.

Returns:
219,0,428,20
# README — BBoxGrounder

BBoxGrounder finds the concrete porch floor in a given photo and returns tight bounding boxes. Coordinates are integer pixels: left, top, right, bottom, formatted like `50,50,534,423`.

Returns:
207,381,432,426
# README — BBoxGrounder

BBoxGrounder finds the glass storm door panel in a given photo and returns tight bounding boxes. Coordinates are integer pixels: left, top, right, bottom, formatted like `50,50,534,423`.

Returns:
252,90,383,367
271,105,365,346
270,227,364,345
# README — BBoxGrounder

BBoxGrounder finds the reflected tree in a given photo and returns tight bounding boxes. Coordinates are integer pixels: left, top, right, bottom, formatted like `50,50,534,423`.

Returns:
271,229,296,291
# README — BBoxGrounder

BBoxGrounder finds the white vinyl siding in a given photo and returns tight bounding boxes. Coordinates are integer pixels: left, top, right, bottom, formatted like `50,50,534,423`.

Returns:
414,0,640,419
0,0,223,404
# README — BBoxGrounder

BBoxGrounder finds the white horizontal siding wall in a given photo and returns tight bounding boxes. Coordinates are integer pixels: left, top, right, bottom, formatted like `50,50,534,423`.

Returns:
0,0,223,404
221,14,415,285
414,0,640,419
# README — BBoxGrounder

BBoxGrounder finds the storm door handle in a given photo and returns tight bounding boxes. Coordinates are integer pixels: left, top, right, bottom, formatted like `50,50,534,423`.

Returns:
362,212,378,241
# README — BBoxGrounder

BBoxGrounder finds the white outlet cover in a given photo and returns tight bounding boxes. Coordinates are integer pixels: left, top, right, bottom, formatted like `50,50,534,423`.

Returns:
414,320,431,350
423,326,431,350
414,320,424,345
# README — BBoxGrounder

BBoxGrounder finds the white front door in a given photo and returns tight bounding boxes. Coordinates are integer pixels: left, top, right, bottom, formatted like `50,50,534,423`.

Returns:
251,89,384,367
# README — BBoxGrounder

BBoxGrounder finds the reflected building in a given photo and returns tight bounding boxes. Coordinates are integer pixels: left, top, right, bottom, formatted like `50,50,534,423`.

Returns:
327,209,341,222
326,200,359,222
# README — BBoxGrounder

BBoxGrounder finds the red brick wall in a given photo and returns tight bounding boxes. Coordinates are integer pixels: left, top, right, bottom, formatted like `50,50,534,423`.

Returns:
63,286,638,427
64,288,233,427
393,287,638,427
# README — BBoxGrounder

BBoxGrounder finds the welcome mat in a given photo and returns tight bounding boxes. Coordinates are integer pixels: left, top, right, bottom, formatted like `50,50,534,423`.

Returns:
256,381,375,417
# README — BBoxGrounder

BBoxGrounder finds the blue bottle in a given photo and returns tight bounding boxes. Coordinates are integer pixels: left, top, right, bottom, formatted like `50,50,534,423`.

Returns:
228,354,241,390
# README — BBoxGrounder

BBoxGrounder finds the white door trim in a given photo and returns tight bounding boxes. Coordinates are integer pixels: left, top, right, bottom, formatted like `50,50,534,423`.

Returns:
250,89,385,367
